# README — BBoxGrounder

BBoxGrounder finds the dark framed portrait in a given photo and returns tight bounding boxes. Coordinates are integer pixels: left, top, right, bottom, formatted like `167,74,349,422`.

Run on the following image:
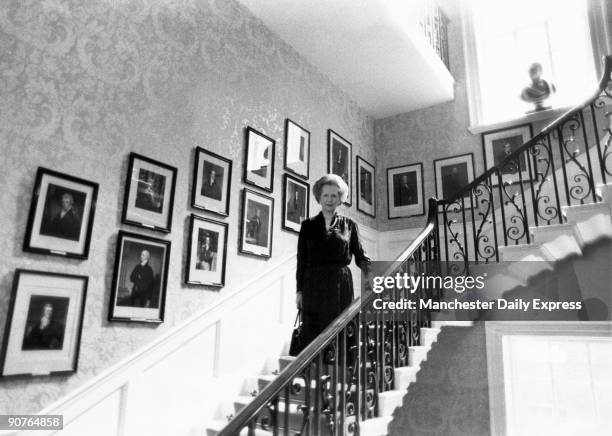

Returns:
434,153,475,205
482,124,534,186
109,231,171,323
23,167,98,259
191,147,232,216
240,189,274,258
0,270,88,377
244,126,275,192
185,214,228,287
284,119,310,179
387,163,425,218
356,156,376,217
282,174,310,234
122,153,177,233
327,129,352,205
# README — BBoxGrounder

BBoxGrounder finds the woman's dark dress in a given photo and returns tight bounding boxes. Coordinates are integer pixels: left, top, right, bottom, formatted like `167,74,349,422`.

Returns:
296,212,370,346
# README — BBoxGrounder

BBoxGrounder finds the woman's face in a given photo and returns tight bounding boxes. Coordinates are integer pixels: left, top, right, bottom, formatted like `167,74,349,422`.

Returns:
319,184,342,213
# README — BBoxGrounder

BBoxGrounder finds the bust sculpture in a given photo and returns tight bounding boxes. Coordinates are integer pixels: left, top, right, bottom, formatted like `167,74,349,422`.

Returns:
520,62,556,112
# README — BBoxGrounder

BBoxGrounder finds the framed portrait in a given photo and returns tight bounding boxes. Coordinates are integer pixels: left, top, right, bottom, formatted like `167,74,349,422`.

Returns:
109,231,171,323
357,156,376,217
240,189,274,258
327,129,352,205
191,147,232,216
387,163,424,218
122,153,177,233
282,174,309,234
482,124,534,186
244,127,275,192
23,167,98,259
0,270,88,377
185,215,228,287
433,153,475,205
284,119,310,179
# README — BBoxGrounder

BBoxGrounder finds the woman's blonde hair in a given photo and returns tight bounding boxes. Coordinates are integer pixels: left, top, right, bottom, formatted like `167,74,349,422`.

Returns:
313,174,349,203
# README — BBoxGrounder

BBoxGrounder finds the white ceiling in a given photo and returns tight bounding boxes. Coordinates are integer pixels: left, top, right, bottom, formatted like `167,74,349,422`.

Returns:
237,0,455,119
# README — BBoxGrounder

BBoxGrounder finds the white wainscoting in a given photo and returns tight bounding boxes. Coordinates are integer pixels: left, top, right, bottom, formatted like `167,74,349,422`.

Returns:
376,227,423,260
0,223,405,436
0,254,299,436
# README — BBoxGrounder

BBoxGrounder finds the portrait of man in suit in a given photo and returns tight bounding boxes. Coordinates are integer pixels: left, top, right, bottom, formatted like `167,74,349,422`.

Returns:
196,231,218,272
492,134,526,175
201,161,224,201
441,164,469,200
286,183,306,225
393,172,417,207
128,250,156,308
360,167,373,205
22,297,68,350
40,185,85,241
245,200,270,247
331,140,349,186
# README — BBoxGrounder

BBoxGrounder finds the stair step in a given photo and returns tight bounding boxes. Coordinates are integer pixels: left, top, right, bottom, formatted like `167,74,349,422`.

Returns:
378,389,406,416
420,327,441,347
359,416,393,436
530,223,576,243
499,243,551,262
394,366,419,391
539,233,582,260
596,183,612,206
562,203,612,245
257,374,278,392
279,355,296,372
408,346,430,367
563,201,612,223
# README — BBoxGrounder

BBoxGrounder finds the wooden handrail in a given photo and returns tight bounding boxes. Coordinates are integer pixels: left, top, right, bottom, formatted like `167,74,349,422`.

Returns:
218,198,440,435
439,55,612,206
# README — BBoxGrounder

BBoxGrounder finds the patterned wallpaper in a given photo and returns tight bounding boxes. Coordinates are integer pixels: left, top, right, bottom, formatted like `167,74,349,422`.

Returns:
0,0,375,414
374,0,481,232
373,0,559,232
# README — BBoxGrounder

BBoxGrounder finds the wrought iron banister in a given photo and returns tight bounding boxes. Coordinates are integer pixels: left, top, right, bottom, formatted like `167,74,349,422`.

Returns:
218,56,611,435
218,199,440,436
440,55,612,207
438,55,611,269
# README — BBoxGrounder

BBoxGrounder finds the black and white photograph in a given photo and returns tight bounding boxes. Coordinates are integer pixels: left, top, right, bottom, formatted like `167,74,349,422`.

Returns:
2,0,612,434
356,156,376,217
244,126,275,192
240,189,274,258
0,270,87,377
109,231,170,323
23,167,98,259
284,119,310,179
327,129,352,205
185,214,228,287
122,152,177,233
434,153,475,203
483,124,534,186
191,147,232,216
387,163,424,218
282,174,309,233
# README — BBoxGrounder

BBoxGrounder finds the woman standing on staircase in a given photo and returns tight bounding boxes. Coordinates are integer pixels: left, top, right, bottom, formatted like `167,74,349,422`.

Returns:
295,174,371,350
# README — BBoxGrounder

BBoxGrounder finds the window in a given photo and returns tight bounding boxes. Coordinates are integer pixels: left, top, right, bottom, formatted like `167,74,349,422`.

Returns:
503,335,612,436
463,0,600,128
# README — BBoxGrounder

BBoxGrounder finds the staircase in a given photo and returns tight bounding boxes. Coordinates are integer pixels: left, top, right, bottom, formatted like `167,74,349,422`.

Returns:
207,325,441,436
212,56,612,436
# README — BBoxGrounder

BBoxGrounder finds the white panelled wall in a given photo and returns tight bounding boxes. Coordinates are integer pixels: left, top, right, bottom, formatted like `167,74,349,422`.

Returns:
0,223,396,436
